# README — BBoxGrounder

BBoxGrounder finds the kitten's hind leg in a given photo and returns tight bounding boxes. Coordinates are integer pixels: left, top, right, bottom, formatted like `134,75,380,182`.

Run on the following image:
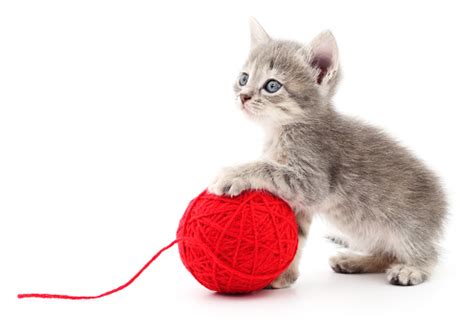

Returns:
330,253,394,274
385,237,437,286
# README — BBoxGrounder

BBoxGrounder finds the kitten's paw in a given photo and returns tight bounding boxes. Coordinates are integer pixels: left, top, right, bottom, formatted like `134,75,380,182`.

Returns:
330,254,364,274
208,170,249,197
265,268,299,289
386,264,426,286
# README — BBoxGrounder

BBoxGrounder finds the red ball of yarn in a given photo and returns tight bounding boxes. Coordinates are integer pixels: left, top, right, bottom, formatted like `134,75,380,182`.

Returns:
176,190,298,294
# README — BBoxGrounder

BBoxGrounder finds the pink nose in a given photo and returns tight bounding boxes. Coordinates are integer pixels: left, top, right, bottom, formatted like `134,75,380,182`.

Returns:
240,94,251,104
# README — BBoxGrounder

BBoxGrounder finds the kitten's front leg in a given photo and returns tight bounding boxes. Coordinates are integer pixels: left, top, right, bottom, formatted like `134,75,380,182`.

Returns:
267,211,312,289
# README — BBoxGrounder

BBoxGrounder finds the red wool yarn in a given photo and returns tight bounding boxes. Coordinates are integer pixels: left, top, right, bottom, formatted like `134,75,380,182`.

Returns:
177,190,298,293
18,189,298,299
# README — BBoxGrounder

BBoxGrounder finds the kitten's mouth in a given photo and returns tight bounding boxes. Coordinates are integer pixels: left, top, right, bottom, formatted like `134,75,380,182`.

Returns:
241,103,252,114
241,102,258,116
237,98,259,117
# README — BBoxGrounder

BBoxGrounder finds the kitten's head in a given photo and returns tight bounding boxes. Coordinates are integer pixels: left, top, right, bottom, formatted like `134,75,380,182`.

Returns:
234,18,340,127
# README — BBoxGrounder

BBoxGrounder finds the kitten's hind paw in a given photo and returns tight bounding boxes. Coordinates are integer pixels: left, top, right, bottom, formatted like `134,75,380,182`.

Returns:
386,264,427,286
330,253,393,274
330,254,364,274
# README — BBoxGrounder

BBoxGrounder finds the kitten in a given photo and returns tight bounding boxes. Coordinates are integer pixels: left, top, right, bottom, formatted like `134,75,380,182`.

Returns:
208,18,446,287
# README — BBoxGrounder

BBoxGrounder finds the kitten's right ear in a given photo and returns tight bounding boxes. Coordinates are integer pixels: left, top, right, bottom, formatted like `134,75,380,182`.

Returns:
249,17,270,48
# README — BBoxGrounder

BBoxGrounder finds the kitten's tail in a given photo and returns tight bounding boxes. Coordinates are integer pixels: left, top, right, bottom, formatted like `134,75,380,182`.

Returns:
325,235,349,248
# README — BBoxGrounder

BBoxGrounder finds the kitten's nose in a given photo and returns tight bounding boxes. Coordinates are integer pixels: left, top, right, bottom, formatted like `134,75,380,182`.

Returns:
240,94,252,104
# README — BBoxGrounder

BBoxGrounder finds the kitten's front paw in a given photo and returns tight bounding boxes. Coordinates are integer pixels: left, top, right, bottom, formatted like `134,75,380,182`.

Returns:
265,268,299,289
208,170,249,197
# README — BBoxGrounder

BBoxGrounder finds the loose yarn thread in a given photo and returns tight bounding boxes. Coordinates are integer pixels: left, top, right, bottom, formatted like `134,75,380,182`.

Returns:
18,240,179,300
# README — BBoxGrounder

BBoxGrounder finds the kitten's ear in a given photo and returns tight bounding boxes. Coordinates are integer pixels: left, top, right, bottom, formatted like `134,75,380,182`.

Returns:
306,31,340,92
249,17,270,48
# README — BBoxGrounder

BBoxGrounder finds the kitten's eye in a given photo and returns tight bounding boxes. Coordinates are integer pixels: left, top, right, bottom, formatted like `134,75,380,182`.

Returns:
264,79,282,93
239,73,249,86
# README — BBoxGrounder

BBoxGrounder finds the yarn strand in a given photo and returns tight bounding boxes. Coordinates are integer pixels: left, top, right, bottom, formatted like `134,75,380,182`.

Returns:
17,239,179,300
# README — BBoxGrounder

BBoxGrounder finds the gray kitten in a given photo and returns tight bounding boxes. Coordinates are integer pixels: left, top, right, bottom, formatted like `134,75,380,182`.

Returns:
208,18,446,287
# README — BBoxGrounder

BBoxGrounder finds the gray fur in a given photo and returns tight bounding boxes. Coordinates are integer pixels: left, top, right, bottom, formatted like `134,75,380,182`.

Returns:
209,19,447,287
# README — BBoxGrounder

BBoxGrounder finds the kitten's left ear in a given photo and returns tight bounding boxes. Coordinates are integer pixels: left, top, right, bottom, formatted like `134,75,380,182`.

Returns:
306,31,340,93
249,17,270,48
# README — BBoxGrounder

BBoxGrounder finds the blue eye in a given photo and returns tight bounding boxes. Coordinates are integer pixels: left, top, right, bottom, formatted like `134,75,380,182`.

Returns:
239,73,249,86
264,79,282,93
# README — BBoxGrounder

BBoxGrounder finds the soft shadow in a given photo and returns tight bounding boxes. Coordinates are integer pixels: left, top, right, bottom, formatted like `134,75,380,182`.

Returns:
205,286,299,301
199,269,435,305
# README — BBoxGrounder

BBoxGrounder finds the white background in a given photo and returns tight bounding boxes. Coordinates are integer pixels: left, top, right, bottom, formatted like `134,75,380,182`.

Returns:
1,1,473,330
